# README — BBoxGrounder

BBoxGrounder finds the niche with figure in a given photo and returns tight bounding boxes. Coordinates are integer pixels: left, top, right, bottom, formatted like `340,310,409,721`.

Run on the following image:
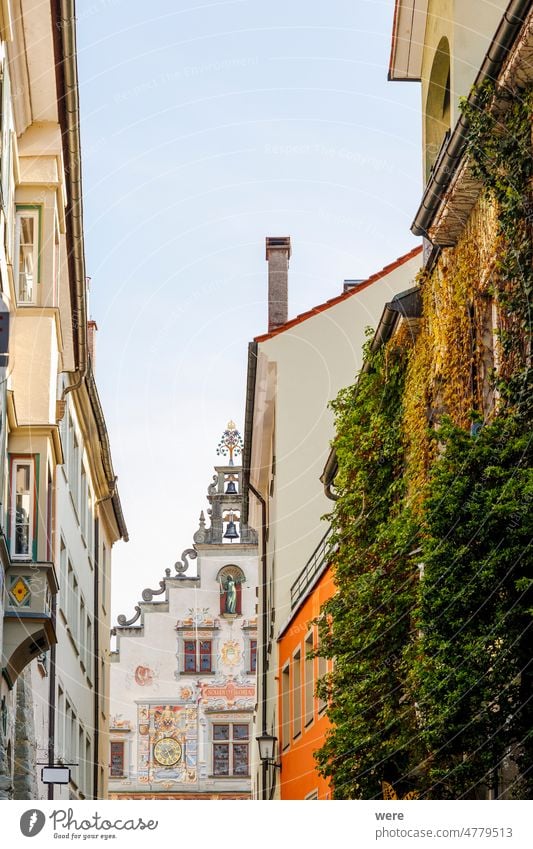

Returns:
217,565,245,617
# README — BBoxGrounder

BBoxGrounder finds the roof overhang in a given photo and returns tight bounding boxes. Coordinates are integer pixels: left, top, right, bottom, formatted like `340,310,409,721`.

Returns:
388,0,429,81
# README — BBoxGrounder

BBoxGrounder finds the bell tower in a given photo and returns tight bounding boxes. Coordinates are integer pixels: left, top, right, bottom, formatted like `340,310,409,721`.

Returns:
194,422,257,546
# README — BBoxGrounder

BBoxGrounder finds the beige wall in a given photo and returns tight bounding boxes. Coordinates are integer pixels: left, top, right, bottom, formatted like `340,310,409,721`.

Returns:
421,0,508,179
249,250,422,797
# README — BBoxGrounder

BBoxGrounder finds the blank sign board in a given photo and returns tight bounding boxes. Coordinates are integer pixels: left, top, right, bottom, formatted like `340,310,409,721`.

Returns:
41,767,70,784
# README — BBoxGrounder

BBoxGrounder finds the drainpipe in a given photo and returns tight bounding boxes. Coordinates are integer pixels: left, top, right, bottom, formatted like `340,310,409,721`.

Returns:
248,483,268,801
93,517,100,800
47,595,57,801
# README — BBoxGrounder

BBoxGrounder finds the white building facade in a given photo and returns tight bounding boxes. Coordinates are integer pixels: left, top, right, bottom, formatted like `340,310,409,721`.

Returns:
109,431,258,800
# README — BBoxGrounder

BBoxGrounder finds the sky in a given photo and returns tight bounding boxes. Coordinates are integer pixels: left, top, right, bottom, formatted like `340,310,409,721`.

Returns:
75,0,422,624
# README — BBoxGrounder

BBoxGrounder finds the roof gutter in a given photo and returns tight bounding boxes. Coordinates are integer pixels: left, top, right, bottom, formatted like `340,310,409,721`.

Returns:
412,0,531,240
52,0,88,394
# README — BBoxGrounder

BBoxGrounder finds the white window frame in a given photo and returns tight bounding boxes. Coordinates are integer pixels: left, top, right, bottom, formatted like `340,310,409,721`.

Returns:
209,719,250,778
10,457,35,560
14,208,40,304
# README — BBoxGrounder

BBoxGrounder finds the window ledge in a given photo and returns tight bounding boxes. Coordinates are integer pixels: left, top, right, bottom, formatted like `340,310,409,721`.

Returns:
208,774,250,780
179,671,214,677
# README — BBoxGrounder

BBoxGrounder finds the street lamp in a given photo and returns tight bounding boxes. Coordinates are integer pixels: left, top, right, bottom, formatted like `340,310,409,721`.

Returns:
256,732,281,768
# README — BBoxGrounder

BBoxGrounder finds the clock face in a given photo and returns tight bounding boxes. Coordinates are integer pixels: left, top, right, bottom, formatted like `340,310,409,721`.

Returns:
153,737,182,766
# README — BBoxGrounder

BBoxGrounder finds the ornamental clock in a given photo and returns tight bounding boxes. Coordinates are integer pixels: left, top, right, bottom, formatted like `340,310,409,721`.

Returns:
153,737,182,766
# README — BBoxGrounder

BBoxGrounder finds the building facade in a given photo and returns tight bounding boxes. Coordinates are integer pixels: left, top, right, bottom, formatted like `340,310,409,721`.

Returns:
242,237,422,799
277,545,334,801
309,1,533,799
0,1,127,800
109,428,258,799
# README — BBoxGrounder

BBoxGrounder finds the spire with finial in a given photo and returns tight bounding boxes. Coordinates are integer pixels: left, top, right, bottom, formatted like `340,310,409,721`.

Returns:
216,421,243,466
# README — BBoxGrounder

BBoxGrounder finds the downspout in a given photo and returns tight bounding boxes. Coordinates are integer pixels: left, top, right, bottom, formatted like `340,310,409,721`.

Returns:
93,517,100,800
47,595,57,801
412,0,531,239
248,483,268,801
241,341,271,799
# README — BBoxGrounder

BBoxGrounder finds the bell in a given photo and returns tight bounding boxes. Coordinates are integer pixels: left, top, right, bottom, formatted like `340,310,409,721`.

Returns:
225,480,238,495
223,520,239,541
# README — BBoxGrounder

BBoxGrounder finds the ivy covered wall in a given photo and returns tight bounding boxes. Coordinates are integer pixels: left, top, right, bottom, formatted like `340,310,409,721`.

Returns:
317,83,533,800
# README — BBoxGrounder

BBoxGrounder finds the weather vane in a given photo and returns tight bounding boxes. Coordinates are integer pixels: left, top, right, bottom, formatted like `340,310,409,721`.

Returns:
216,421,243,466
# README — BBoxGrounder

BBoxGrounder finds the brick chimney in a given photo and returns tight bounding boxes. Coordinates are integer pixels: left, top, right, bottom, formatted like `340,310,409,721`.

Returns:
87,320,98,371
266,236,291,332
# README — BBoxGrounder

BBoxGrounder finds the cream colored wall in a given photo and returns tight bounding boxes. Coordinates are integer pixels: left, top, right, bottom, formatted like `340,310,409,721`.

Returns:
11,315,58,424
253,252,421,796
421,0,508,178
453,1,508,120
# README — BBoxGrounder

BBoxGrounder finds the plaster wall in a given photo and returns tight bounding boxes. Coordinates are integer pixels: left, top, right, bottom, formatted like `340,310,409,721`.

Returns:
109,541,257,797
11,315,58,424
421,0,508,178
250,250,421,797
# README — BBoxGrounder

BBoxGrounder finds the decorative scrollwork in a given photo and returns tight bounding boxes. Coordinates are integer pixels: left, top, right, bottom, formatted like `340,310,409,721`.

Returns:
175,548,197,574
142,581,166,602
116,605,141,627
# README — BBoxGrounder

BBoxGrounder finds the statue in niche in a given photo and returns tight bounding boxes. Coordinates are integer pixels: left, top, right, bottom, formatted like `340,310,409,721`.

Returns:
220,573,244,615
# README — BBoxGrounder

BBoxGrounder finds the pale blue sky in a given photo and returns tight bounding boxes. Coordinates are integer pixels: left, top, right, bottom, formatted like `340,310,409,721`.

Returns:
76,0,422,622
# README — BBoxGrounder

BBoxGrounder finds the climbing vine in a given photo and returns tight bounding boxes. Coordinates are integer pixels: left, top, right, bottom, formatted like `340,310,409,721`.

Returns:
316,83,533,800
409,415,533,799
315,336,422,799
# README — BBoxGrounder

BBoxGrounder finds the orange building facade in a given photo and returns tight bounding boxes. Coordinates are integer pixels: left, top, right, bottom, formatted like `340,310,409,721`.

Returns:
277,533,335,800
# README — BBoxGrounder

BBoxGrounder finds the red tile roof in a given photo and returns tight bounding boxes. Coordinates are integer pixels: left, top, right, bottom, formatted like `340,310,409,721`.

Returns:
254,244,423,343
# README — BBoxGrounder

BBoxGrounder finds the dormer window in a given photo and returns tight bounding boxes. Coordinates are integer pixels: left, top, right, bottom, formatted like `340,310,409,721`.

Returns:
15,208,40,304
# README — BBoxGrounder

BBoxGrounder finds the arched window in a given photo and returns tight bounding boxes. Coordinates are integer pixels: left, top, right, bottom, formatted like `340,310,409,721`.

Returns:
217,565,245,616
425,37,451,181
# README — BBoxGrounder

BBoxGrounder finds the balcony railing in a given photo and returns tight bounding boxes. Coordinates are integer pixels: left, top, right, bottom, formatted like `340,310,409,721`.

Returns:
290,527,333,610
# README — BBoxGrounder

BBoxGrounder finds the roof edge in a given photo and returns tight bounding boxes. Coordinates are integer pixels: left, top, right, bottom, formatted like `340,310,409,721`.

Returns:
254,244,422,344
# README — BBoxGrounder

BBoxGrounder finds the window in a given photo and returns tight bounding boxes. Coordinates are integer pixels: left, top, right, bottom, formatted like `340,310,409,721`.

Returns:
67,562,78,644
68,415,79,509
318,652,328,713
281,663,290,751
101,540,108,612
85,736,91,798
212,723,249,776
59,538,67,614
79,597,86,664
250,639,257,674
184,639,212,672
293,649,302,738
305,633,314,727
80,467,87,539
10,458,34,559
15,209,40,303
86,617,92,678
53,217,60,307
110,741,125,777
